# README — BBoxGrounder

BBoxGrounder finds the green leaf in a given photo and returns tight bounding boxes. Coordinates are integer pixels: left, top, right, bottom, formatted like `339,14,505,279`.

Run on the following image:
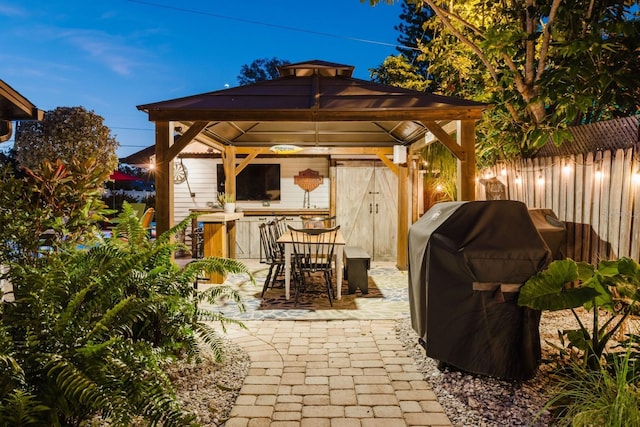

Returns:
518,259,600,310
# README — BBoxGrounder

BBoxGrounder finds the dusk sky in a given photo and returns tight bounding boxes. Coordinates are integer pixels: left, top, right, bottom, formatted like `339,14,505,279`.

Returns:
1,1,404,158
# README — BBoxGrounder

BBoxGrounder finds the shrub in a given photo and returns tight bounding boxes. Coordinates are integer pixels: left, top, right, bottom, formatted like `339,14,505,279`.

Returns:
0,161,252,426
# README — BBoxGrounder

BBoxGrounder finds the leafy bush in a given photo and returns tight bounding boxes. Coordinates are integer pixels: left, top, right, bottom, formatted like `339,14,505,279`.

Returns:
0,161,252,426
519,257,640,371
520,257,640,426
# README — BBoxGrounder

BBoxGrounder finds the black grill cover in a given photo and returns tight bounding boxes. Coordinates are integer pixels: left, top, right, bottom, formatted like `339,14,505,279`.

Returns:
528,208,566,260
408,200,553,380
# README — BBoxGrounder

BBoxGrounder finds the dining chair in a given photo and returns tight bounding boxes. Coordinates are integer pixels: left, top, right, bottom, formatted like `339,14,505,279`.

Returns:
287,224,340,306
140,207,155,237
273,216,288,238
259,222,285,297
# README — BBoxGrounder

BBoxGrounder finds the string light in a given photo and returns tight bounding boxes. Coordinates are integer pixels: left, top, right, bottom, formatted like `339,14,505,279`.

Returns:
595,168,603,180
500,167,507,176
515,175,522,185
537,174,545,185
633,171,640,184
435,184,443,192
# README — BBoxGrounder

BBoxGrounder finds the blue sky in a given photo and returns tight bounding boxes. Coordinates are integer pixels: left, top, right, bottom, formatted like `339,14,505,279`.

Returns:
1,0,404,158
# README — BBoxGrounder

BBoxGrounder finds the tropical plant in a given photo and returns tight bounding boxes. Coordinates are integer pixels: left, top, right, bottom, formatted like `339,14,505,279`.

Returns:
418,142,457,211
518,257,640,371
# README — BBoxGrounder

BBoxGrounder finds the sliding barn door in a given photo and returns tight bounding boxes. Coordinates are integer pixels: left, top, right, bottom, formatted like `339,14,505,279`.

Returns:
336,163,397,261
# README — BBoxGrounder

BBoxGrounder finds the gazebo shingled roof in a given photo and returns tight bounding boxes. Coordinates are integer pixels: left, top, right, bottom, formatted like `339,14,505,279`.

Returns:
137,60,486,149
137,60,489,268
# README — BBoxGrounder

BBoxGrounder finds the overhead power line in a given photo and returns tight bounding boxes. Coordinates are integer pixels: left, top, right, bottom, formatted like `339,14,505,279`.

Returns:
127,0,420,51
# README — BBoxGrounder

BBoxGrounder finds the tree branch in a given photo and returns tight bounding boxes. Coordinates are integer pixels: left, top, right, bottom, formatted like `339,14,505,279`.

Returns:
535,0,562,83
422,0,501,86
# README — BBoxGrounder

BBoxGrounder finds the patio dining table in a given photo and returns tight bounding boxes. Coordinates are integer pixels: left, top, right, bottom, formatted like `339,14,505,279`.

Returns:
276,228,346,301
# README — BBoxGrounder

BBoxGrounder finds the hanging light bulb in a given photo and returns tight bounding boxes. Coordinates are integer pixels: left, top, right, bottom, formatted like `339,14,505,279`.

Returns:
563,163,571,175
633,171,640,184
595,168,603,180
515,175,522,185
501,167,507,177
537,174,545,185
435,184,443,192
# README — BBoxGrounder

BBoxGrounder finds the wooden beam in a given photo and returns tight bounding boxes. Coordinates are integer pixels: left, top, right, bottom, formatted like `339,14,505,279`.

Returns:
235,146,395,156
147,108,486,122
457,120,477,201
423,120,465,160
397,165,409,270
167,121,209,160
235,148,266,175
154,121,174,237
376,151,399,176
187,129,228,152
411,154,419,223
222,146,237,197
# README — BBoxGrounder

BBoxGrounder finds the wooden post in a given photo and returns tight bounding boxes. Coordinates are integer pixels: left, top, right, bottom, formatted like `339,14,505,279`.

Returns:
457,120,477,201
223,146,237,197
397,165,409,270
329,165,336,217
154,121,174,237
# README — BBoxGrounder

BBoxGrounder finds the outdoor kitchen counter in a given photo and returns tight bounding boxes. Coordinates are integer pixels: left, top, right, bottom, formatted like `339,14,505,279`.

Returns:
198,212,243,283
190,208,330,216
188,209,330,258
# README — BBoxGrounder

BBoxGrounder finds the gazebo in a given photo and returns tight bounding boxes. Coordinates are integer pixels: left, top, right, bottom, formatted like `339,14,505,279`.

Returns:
137,60,487,268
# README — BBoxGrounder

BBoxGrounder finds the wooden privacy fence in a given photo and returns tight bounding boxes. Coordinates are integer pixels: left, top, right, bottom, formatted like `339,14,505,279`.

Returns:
475,117,640,265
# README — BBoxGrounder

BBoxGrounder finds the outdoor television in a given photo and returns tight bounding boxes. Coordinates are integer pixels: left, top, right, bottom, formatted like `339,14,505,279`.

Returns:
216,163,281,201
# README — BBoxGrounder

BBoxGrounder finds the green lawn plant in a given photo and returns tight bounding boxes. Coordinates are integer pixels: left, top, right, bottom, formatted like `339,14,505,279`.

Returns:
0,159,252,426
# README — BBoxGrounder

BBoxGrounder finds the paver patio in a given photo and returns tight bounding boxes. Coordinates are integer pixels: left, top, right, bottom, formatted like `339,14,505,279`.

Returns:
219,318,453,426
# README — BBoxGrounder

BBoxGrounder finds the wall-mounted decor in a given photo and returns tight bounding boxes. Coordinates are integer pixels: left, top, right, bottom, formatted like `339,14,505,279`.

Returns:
294,168,324,208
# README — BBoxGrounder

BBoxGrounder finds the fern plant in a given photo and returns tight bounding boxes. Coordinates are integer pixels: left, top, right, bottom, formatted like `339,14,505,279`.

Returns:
1,159,253,426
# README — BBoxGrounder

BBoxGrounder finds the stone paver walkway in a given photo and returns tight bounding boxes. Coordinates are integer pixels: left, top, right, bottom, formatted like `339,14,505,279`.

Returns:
222,319,452,427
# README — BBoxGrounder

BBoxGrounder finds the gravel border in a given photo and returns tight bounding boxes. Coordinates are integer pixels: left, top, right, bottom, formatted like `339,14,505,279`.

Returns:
167,338,250,426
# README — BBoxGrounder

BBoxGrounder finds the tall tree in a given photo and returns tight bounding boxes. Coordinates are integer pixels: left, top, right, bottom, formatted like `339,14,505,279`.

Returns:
394,0,435,81
372,0,640,161
370,55,430,90
14,106,118,174
237,57,291,85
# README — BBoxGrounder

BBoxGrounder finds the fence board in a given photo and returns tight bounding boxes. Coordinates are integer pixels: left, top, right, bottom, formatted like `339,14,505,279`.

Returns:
526,158,535,207
598,151,612,261
552,156,561,214
608,149,624,258
619,148,634,258
632,152,640,260
572,154,584,260
545,157,552,208
584,152,595,263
